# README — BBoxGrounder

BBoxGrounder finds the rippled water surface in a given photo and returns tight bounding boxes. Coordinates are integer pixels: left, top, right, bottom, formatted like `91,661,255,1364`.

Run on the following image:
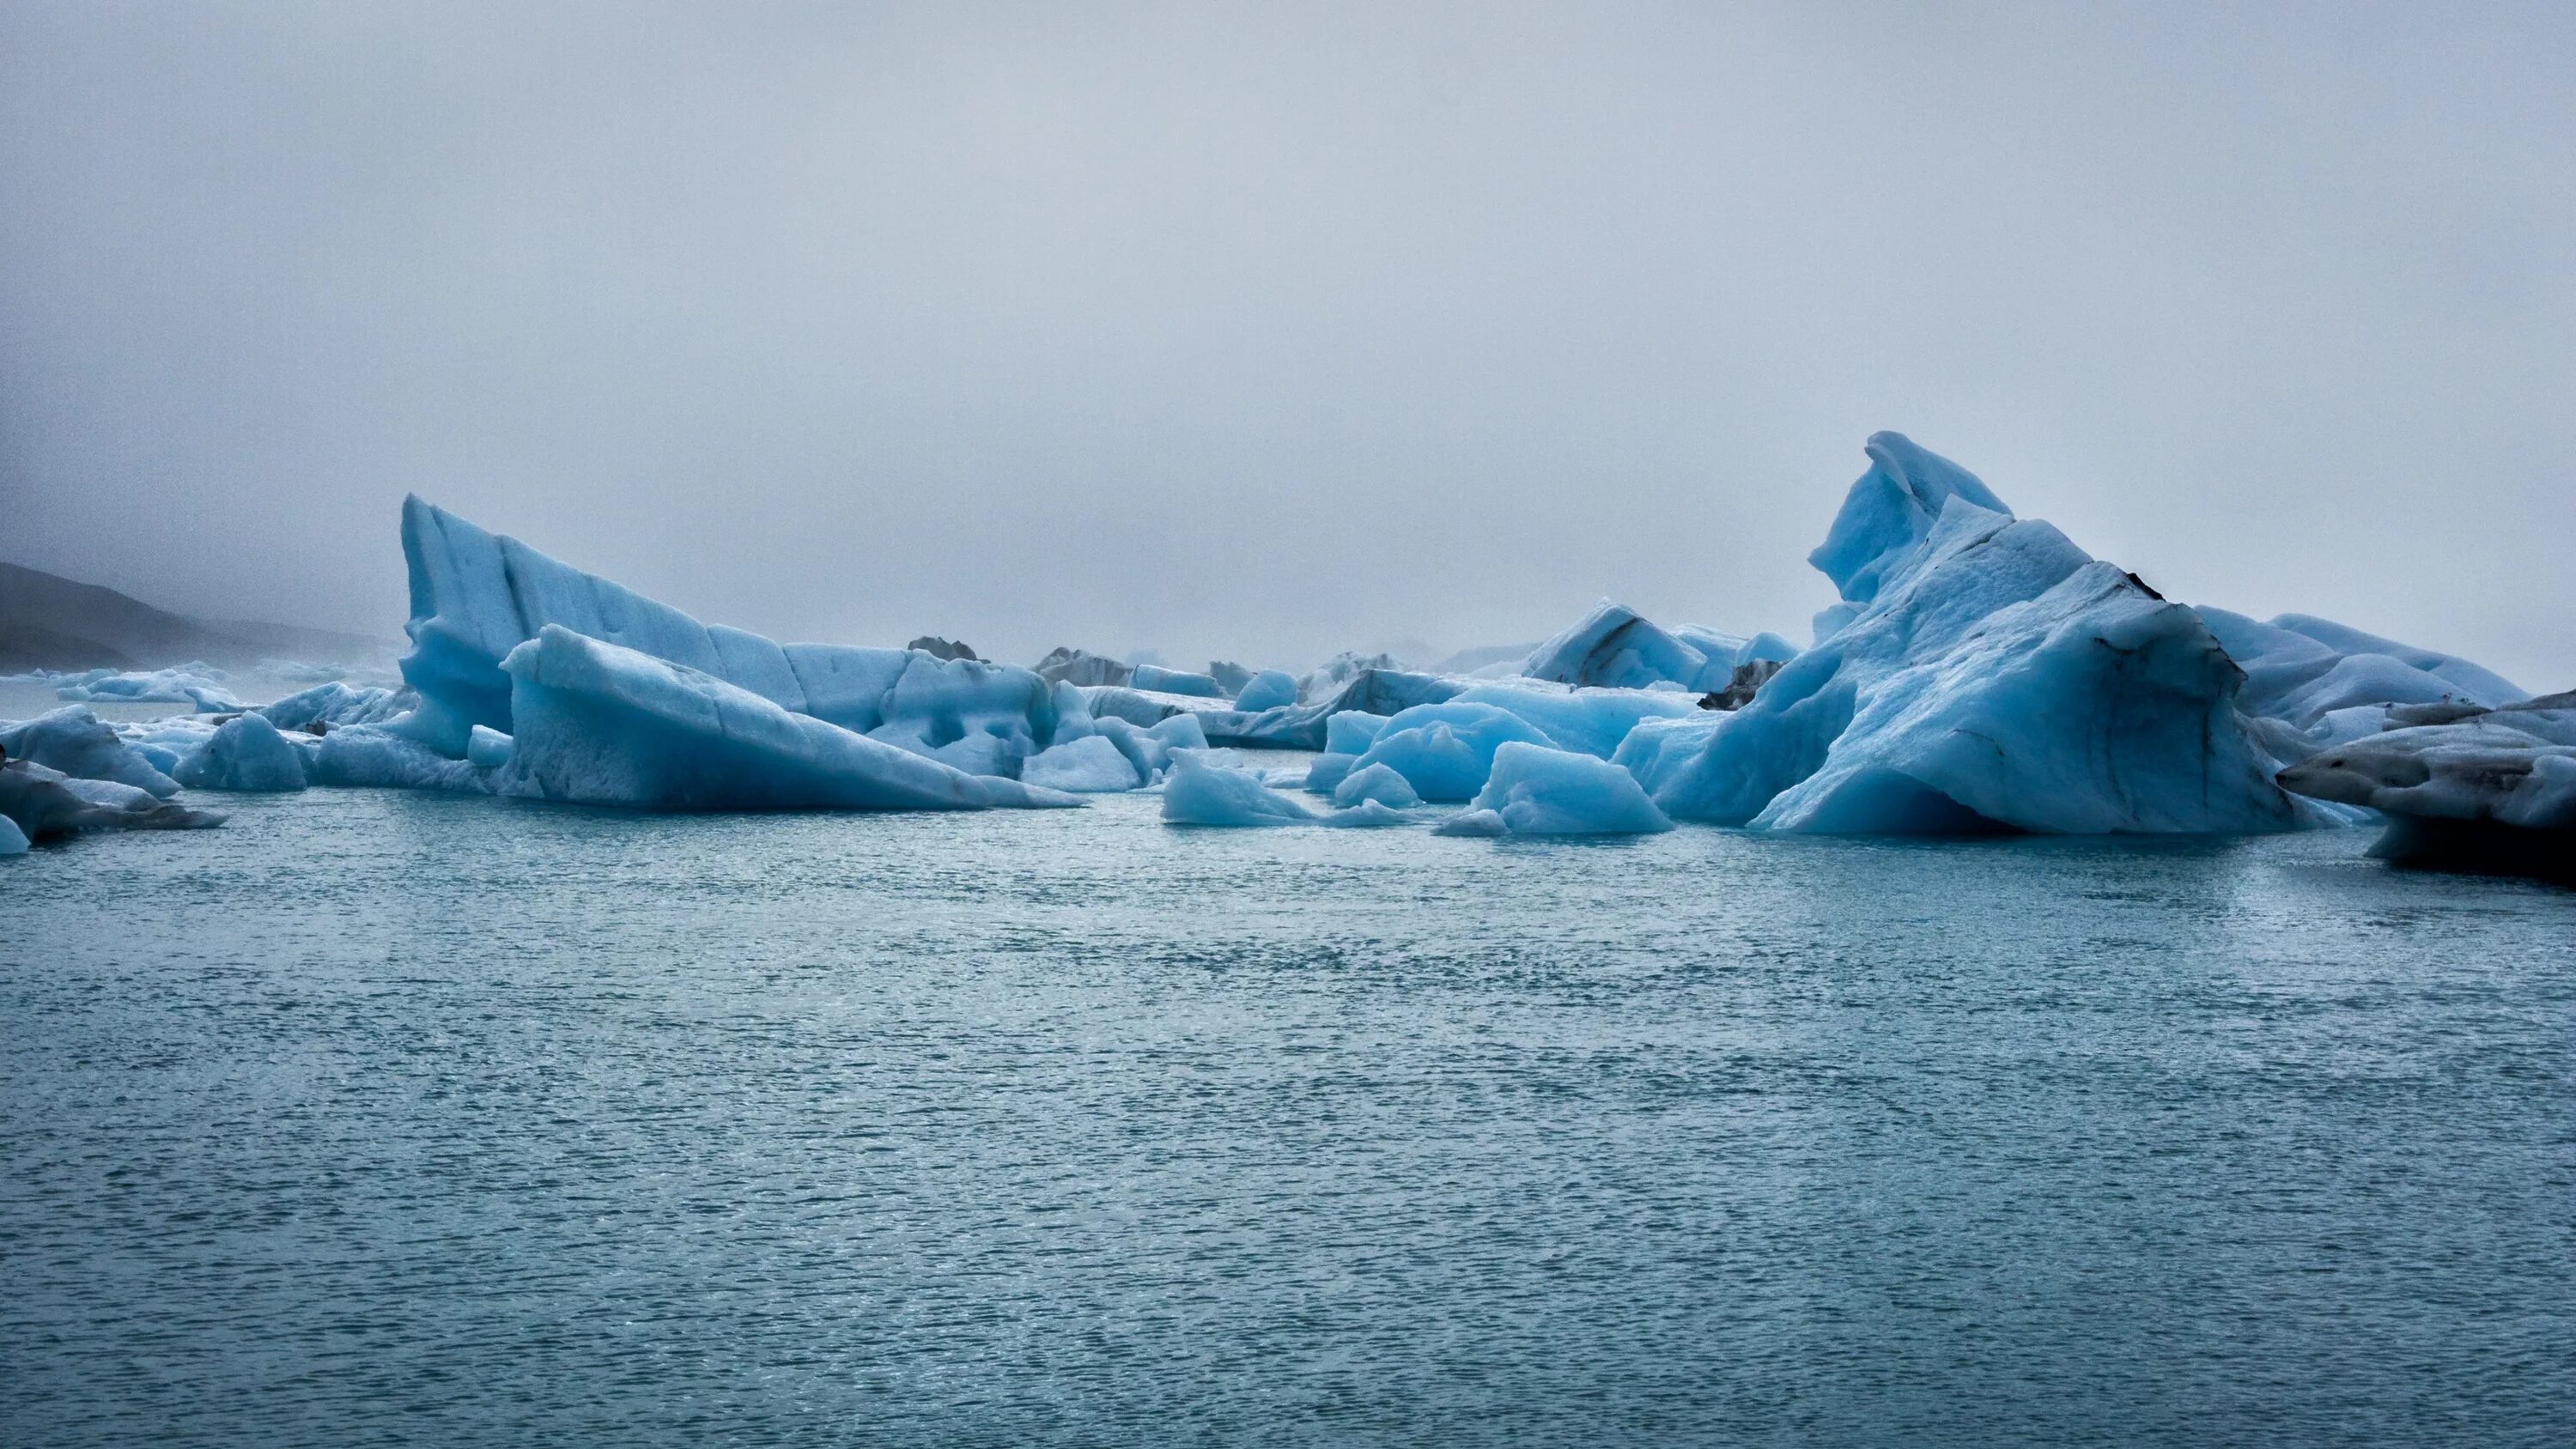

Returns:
5,783,2573,1446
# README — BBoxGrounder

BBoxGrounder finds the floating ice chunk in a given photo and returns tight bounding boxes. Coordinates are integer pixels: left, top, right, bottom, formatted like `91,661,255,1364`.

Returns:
309,725,495,793
1022,735,1144,792
0,814,25,855
465,725,515,769
397,496,1060,754
1233,670,1299,712
1,706,181,797
2195,607,2524,731
1145,713,1208,752
1318,800,1413,828
1323,711,1391,756
1621,444,2330,834
1303,754,1358,794
1159,752,1316,826
1432,809,1509,837
1453,683,1701,759
51,663,245,712
2278,692,2576,882
1332,762,1423,809
173,712,309,792
0,760,226,839
259,682,411,732
495,626,1071,811
1524,602,1716,691
930,730,1030,780
1131,664,1223,698
1468,742,1672,835
1348,702,1556,801
1807,430,2012,622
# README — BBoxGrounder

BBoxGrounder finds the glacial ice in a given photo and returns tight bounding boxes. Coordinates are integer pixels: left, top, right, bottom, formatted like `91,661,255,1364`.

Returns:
1232,670,1299,712
495,626,1074,811
2,706,182,797
1617,436,2336,834
1022,735,1144,792
1159,752,1317,826
1325,711,1392,756
1524,603,1721,691
50,664,245,712
307,725,493,793
1452,683,1702,759
465,725,515,769
0,760,226,839
2196,608,2525,735
258,682,411,733
1348,702,1557,802
1130,664,1223,698
1467,742,1674,836
0,814,26,855
2277,692,2576,879
398,496,1060,766
173,712,309,792
1315,799,1413,828
1332,761,1423,810
1302,754,1358,795
1432,808,1509,838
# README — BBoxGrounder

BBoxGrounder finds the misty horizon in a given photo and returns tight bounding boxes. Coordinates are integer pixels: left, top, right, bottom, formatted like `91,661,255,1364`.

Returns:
4,3,2571,685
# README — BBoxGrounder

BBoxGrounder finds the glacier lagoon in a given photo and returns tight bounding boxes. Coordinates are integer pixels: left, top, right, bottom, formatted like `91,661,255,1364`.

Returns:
5,782,2573,1446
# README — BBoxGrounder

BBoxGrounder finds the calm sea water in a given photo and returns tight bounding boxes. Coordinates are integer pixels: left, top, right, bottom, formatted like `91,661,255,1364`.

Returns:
3,780,2571,1446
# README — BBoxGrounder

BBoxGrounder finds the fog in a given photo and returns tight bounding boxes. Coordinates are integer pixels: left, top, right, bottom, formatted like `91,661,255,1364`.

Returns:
3,2,2570,683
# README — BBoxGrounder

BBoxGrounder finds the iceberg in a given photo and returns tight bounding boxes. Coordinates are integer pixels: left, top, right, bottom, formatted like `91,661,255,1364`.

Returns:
0,760,225,840
1032,647,1133,688
50,663,245,712
1348,702,1557,802
0,814,25,856
1,706,182,797
1452,682,1702,759
1467,742,1673,835
1159,751,1316,826
1130,664,1223,698
258,682,412,733
397,496,1061,766
1524,602,1722,691
173,712,310,792
1316,799,1413,828
2277,691,2576,882
1619,435,2334,834
1021,735,1144,793
2196,608,2525,737
1232,670,1299,712
1432,808,1509,837
1331,761,1423,809
308,725,494,793
495,625,1075,812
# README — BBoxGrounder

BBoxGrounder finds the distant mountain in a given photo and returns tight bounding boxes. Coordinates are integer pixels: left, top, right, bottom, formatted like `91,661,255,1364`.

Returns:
0,561,397,672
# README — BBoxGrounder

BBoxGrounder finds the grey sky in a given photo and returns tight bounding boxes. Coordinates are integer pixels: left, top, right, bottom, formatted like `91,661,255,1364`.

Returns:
3,2,2570,683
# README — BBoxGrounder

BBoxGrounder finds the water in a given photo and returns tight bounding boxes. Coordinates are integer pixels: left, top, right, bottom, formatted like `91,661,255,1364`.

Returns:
4,785,2572,1446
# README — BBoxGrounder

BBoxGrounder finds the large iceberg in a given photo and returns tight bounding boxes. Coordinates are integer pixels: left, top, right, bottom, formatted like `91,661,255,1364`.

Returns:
495,626,1076,812
398,497,1061,767
1617,434,2339,834
2278,691,2576,882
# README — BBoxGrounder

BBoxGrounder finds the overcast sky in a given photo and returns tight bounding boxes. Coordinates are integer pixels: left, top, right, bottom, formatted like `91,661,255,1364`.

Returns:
3,2,2570,682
